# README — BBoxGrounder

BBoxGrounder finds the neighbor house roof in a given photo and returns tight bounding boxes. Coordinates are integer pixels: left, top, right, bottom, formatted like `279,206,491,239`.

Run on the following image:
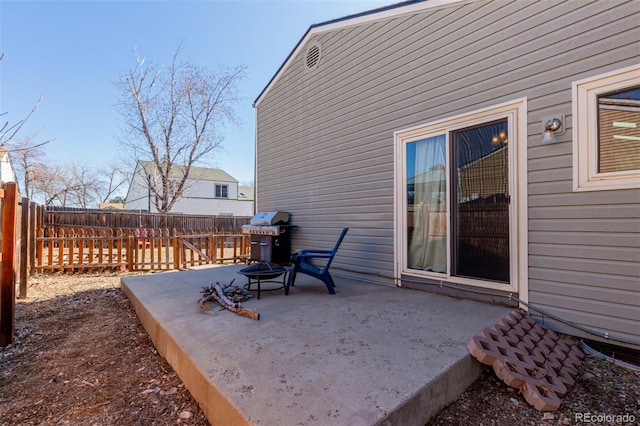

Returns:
138,160,238,183
238,185,255,201
253,0,462,107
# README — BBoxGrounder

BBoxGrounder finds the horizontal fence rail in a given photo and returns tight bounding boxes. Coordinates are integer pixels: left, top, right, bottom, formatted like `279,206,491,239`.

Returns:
35,226,250,273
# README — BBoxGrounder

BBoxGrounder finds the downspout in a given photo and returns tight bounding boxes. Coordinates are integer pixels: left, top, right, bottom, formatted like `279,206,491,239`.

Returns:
252,103,258,215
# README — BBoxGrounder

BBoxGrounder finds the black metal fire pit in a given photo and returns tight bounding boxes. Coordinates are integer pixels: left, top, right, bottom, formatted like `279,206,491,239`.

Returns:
239,262,286,279
238,262,289,299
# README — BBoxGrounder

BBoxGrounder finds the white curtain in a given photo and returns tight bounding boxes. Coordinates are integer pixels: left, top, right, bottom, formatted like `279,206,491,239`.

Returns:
407,135,447,273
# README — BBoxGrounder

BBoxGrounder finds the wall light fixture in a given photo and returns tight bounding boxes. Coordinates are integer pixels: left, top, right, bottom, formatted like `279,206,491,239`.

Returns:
542,115,565,143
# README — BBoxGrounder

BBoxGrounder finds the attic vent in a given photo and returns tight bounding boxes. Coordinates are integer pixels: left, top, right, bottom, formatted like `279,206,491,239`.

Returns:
304,41,322,71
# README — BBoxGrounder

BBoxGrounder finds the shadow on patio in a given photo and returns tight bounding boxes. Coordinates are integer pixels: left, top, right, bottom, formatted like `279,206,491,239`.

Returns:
121,264,509,425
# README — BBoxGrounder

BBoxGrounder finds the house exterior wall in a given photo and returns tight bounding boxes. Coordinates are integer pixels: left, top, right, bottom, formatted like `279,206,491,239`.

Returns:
123,168,149,211
0,152,16,183
169,193,253,216
124,164,253,216
255,0,640,347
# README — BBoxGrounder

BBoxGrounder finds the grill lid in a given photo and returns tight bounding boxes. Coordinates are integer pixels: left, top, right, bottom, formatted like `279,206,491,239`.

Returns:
250,211,289,226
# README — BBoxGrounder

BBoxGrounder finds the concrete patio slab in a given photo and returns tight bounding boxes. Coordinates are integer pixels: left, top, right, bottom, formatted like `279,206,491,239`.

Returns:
121,265,510,425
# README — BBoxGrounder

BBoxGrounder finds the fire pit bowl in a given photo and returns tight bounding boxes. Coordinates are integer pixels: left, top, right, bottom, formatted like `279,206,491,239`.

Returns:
238,262,289,299
238,262,286,280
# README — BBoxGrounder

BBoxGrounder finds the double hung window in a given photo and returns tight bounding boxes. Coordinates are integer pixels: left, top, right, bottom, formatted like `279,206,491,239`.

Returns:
215,184,228,199
573,65,640,191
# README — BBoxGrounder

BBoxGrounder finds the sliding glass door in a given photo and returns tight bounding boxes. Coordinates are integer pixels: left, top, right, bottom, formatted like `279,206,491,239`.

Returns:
452,120,510,283
404,119,510,284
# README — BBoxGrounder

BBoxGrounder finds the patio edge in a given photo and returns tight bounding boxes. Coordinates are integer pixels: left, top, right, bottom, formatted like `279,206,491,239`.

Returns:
120,278,250,426
376,354,483,425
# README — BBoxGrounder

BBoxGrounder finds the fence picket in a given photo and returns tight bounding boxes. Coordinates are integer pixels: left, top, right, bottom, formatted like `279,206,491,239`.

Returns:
58,228,65,269
88,228,95,266
116,229,124,271
78,229,85,270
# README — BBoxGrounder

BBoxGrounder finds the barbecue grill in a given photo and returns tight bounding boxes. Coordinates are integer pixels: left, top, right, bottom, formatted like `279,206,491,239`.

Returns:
241,211,294,264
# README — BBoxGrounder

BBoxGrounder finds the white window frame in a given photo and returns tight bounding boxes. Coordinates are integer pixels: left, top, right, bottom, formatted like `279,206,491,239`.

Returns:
572,64,640,191
394,98,528,298
215,184,228,199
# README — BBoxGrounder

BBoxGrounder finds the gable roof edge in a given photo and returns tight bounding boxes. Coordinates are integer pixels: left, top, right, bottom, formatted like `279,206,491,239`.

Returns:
137,160,239,183
253,0,466,107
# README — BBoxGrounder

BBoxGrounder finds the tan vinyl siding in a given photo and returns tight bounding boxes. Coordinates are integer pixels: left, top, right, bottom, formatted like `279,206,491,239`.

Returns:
255,0,640,345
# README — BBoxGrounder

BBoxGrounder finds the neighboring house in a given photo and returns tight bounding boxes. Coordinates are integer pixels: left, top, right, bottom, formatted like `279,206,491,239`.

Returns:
253,0,639,349
0,149,16,184
124,161,254,216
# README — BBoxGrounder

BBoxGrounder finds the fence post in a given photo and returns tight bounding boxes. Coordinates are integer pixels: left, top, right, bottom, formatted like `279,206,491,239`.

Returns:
29,201,37,276
1,182,19,346
233,231,239,262
212,229,218,263
19,197,29,298
163,228,170,269
126,235,134,271
218,230,225,261
116,229,124,271
36,228,44,273
173,229,181,270
107,228,114,266
149,228,155,270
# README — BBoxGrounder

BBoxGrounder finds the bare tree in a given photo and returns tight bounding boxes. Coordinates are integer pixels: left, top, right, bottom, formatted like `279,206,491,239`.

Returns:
94,161,130,204
30,163,68,206
12,136,46,198
0,94,45,149
117,46,245,212
67,164,102,209
17,155,129,208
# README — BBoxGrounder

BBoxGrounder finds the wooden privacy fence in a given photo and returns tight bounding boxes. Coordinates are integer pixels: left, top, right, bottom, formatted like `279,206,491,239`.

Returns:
35,227,251,273
43,207,251,231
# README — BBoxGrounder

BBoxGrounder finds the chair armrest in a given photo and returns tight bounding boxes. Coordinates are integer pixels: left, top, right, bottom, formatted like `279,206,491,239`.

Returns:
295,254,333,262
292,250,334,262
297,249,333,255
297,253,332,260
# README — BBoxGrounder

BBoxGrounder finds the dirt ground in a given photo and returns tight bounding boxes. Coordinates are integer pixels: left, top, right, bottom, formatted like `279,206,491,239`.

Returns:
1,272,638,425
0,273,209,425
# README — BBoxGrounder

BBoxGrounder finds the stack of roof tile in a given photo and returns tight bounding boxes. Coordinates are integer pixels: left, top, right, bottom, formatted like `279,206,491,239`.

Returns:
467,309,584,411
